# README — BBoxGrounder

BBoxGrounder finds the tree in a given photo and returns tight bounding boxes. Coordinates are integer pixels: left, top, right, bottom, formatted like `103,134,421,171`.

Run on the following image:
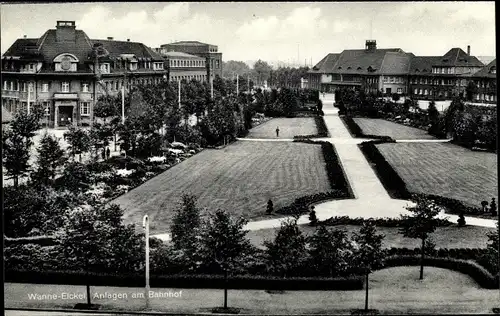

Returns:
253,60,273,86
352,221,385,312
308,226,353,277
64,125,91,162
264,218,308,278
427,101,439,123
32,132,66,186
222,60,251,79
478,222,499,277
58,202,144,307
465,81,478,101
399,197,442,279
170,194,202,271
308,207,318,226
2,129,31,187
199,210,251,309
61,161,92,194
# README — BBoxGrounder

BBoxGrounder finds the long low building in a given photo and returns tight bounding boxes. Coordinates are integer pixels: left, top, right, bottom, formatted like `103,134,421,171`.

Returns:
308,40,495,105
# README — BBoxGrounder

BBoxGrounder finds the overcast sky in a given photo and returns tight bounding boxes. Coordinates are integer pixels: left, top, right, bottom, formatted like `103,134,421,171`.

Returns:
1,2,496,66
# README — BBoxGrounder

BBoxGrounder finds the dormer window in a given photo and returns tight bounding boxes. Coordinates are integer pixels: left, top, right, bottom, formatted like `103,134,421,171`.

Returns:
490,66,496,74
357,67,362,70
347,66,352,70
54,53,78,72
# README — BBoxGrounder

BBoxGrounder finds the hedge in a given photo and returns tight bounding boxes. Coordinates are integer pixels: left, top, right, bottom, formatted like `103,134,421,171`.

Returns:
412,193,487,217
293,116,329,139
385,247,490,262
381,255,499,289
275,190,350,216
5,269,363,291
320,215,453,227
358,142,411,199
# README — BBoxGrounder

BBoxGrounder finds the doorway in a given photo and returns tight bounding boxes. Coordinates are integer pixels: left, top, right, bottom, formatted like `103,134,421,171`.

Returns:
58,106,74,126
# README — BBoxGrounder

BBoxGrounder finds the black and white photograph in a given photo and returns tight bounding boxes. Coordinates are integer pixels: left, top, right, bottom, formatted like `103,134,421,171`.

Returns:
2,1,499,315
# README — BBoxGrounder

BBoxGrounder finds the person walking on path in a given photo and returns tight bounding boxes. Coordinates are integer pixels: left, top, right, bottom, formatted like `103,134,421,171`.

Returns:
276,126,280,137
106,147,110,160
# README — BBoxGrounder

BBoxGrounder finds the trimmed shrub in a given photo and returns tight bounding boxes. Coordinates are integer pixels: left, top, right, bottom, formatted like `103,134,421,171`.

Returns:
276,190,350,216
4,269,363,291
358,142,411,199
381,255,499,289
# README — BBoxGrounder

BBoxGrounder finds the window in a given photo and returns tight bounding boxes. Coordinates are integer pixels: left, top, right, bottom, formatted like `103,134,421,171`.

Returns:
28,83,34,92
444,91,448,97
424,89,428,95
419,89,423,95
29,64,34,70
3,80,7,90
130,62,138,71
82,83,89,93
216,60,220,68
43,102,50,115
383,76,388,83
61,81,70,92
429,90,433,96
100,63,110,73
42,83,49,92
80,102,90,116
397,88,402,94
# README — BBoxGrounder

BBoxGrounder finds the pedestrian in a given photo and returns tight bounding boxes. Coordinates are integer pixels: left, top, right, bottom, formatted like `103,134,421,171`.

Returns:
276,126,280,137
106,147,110,160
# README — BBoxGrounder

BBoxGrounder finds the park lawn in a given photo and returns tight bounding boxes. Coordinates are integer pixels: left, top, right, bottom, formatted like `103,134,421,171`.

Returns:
246,117,317,139
113,141,332,234
375,142,498,207
246,224,495,250
5,267,498,314
353,117,436,139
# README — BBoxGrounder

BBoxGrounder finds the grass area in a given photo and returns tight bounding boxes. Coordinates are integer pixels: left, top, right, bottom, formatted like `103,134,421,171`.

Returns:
353,118,436,140
246,117,317,139
246,224,495,250
5,267,499,314
375,142,498,207
114,141,331,234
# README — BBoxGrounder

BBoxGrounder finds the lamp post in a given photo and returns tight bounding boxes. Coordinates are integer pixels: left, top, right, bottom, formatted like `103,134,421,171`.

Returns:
142,215,150,309
44,106,49,131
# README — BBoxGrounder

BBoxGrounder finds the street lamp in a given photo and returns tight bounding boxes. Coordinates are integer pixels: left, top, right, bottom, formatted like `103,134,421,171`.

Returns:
44,106,49,131
142,215,150,310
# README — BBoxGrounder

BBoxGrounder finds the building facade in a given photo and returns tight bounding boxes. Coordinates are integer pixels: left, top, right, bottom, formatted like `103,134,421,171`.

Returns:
1,21,166,128
158,41,222,81
160,52,208,82
469,59,497,104
308,40,491,105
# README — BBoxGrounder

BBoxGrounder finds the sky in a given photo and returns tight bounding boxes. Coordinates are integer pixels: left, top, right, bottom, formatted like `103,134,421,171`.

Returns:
1,2,496,67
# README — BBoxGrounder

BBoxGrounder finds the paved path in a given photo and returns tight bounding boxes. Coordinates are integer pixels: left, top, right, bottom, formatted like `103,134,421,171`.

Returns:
152,98,497,241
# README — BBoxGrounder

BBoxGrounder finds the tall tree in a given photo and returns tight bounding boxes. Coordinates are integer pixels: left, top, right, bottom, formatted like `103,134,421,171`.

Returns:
199,210,251,309
32,132,66,186
308,226,353,277
170,194,202,271
264,218,308,277
222,60,252,79
253,60,273,86
64,125,91,162
352,221,385,312
399,196,441,280
2,129,31,187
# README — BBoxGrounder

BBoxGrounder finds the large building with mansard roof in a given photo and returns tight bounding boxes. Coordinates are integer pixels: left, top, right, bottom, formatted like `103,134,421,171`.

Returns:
1,21,167,128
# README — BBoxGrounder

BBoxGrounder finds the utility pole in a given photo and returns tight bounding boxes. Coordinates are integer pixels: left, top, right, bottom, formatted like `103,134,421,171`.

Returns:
121,85,125,124
178,80,181,107
236,74,239,95
143,215,150,310
211,76,214,99
27,82,31,115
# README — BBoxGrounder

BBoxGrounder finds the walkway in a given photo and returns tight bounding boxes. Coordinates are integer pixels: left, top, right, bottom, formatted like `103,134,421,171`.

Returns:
152,96,497,241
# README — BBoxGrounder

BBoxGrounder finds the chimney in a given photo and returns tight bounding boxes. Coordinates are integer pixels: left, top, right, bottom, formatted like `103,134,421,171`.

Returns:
365,40,377,51
467,45,470,56
56,21,76,42
127,38,130,42
107,37,114,40
23,35,27,38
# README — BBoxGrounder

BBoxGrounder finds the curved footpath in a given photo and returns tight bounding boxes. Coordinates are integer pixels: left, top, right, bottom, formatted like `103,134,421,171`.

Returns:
153,97,496,241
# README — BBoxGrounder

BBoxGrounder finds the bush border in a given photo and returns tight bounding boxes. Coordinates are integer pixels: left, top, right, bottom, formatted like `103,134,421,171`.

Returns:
5,269,363,291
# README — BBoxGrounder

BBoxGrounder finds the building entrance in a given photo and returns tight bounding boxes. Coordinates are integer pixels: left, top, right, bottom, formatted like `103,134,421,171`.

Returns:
58,106,74,126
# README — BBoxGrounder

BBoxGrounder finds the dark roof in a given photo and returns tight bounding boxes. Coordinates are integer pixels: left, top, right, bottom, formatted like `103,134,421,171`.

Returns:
308,53,340,73
91,39,164,61
330,48,404,75
167,41,212,46
472,59,496,78
2,38,39,58
37,29,94,63
2,106,13,123
379,52,412,74
434,48,484,67
409,56,441,74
